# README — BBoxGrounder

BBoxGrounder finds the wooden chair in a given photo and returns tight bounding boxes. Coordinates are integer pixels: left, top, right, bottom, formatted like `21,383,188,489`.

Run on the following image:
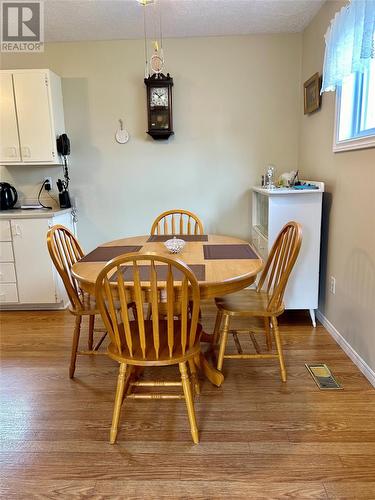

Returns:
95,253,202,444
151,209,204,235
149,209,204,322
213,221,302,382
47,225,109,378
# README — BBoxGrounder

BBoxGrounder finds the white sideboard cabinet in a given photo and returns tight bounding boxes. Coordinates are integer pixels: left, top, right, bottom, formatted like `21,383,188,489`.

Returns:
0,69,65,165
251,182,324,326
0,209,75,309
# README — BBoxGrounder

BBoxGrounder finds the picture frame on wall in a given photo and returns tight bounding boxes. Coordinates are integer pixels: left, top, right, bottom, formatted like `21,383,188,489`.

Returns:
304,72,321,114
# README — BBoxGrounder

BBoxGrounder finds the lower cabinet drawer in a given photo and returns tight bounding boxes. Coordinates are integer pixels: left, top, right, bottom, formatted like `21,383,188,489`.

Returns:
0,283,19,303
0,220,12,241
0,242,14,262
0,262,17,282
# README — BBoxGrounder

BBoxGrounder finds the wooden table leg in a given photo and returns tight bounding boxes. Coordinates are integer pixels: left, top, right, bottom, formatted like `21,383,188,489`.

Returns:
195,352,224,387
200,330,215,344
200,329,219,366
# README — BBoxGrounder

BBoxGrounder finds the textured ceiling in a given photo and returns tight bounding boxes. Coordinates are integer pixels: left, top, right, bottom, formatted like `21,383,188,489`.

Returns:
43,0,325,42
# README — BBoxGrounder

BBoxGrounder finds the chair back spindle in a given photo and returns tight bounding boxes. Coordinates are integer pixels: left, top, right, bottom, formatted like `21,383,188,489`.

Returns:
151,209,204,236
257,221,302,312
47,225,85,311
95,254,201,361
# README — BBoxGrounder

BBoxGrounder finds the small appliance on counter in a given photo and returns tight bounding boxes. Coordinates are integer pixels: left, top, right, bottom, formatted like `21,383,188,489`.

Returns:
0,183,18,210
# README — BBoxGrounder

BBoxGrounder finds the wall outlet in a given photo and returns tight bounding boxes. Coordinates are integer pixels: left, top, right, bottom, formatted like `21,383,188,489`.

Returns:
329,276,336,295
44,177,52,191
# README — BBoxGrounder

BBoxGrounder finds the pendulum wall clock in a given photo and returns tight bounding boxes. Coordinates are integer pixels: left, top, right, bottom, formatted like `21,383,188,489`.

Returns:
144,73,174,140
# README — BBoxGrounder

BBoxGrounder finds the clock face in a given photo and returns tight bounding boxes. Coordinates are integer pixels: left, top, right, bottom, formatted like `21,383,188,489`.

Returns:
150,87,168,107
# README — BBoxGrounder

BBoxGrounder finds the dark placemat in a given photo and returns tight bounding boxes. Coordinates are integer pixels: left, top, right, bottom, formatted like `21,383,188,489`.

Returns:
111,264,206,282
79,245,142,262
203,244,258,260
147,234,209,242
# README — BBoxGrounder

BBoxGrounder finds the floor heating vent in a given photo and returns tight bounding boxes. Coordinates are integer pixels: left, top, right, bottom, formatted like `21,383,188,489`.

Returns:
305,363,342,390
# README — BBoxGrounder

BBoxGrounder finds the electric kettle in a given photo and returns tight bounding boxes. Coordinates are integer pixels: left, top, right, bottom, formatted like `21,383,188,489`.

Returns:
0,183,18,210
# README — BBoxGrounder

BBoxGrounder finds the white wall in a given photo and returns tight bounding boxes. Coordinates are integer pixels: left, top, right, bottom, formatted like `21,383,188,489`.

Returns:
1,35,301,250
299,1,375,372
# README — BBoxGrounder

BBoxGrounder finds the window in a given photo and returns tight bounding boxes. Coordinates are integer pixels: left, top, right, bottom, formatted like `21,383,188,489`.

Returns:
334,58,375,152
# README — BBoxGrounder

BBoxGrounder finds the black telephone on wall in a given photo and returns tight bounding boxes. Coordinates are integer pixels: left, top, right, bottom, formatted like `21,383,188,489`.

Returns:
56,133,70,156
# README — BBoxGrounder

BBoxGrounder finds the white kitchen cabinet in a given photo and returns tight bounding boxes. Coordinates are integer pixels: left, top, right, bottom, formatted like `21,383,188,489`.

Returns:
0,263,17,282
0,220,12,241
0,74,21,162
0,209,75,309
0,283,19,303
0,69,65,165
12,218,58,304
0,241,14,262
251,182,324,327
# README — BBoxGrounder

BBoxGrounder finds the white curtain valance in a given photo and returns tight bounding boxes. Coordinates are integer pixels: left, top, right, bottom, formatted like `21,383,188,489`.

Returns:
321,0,375,93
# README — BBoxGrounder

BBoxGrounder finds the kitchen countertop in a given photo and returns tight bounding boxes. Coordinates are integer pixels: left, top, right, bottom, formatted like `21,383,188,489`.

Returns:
0,208,72,219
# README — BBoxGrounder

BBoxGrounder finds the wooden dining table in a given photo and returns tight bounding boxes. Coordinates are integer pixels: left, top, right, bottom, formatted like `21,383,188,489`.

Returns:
71,234,263,386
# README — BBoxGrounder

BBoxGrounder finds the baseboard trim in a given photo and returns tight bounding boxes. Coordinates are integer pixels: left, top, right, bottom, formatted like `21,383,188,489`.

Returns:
0,301,68,311
316,310,375,388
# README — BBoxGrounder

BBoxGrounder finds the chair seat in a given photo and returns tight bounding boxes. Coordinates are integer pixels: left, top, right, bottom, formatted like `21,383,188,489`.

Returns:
215,290,284,317
107,320,202,366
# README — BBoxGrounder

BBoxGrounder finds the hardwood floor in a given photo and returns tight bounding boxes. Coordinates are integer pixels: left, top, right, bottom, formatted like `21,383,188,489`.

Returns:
1,302,375,499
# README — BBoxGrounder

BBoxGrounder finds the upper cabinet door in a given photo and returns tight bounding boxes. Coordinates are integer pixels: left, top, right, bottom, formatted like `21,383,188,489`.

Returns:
13,72,55,163
0,74,21,163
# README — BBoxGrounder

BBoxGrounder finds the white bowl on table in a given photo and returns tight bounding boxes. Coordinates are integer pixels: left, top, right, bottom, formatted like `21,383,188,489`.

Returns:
164,237,186,254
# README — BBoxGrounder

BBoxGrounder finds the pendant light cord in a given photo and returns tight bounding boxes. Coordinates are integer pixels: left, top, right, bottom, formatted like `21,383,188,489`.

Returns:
143,4,148,77
159,0,163,52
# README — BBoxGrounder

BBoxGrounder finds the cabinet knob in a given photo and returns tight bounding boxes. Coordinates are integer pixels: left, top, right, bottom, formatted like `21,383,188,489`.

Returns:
21,146,31,158
11,223,21,237
5,147,17,158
